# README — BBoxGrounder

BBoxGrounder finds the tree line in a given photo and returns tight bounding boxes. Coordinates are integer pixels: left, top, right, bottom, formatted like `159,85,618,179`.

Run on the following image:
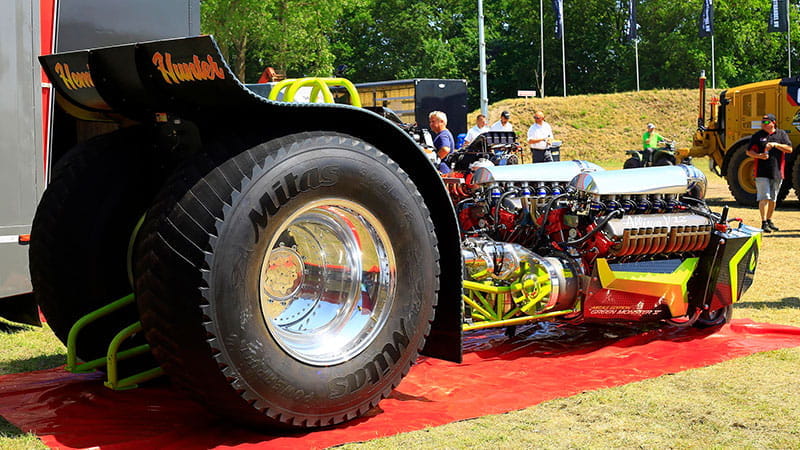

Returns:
201,0,798,109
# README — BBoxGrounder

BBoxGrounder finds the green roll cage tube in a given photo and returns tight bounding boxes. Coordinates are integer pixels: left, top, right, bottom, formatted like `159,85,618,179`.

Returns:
266,77,362,107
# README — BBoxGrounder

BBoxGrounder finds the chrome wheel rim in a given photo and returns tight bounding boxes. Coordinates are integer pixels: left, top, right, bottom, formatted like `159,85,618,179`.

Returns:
259,199,396,366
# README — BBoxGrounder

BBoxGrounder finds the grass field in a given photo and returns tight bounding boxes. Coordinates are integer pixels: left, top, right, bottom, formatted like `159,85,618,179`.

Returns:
2,89,800,448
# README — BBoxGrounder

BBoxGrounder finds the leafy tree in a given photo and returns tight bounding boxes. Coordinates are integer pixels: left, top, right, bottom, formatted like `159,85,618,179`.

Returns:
202,0,350,82
204,0,800,99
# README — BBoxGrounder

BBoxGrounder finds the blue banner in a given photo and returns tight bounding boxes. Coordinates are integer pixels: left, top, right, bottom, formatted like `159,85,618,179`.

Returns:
552,0,564,39
768,0,788,33
625,0,638,42
699,0,714,37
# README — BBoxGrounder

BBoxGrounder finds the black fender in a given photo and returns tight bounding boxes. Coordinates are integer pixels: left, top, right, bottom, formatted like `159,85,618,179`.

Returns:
40,35,463,362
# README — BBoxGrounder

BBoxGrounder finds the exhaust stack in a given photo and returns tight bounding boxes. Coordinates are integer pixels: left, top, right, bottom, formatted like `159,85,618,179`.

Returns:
698,70,707,129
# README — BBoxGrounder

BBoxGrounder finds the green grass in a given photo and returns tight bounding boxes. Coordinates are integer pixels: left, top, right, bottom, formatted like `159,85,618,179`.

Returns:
478,88,716,162
3,88,800,448
0,321,64,449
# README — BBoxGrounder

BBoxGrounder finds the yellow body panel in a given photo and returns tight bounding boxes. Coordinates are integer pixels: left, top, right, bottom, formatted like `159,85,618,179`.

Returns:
596,258,699,317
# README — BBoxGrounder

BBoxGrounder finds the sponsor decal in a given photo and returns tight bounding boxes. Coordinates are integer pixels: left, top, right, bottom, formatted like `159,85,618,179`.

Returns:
151,52,226,85
792,109,800,132
248,166,340,242
53,63,94,91
328,319,410,399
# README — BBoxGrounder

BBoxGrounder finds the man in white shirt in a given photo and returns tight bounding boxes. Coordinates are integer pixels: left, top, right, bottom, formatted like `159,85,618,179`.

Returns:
463,114,489,148
489,110,513,131
527,111,554,163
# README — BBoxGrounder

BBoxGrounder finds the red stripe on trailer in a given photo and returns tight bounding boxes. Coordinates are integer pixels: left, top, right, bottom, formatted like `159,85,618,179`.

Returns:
39,0,57,181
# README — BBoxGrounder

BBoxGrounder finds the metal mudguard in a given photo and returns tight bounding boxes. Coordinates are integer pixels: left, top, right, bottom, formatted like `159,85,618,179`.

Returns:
39,35,463,362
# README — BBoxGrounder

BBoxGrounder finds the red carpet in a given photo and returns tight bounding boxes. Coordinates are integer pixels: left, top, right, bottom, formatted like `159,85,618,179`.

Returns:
2,319,800,449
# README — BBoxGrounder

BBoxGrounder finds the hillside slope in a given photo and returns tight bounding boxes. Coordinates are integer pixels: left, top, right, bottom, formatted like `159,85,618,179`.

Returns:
481,89,713,162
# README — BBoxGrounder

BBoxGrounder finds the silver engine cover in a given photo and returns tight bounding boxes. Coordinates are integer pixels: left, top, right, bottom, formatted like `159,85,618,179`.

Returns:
471,160,604,185
569,165,707,198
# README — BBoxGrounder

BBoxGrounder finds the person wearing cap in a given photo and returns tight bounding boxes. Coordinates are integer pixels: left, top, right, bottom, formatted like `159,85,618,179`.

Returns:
489,111,514,131
642,123,665,165
527,111,555,163
429,110,455,174
463,114,490,147
745,113,793,232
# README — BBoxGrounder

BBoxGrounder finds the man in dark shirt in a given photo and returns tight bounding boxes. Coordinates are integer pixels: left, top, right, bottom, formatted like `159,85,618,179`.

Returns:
429,111,455,174
745,113,793,232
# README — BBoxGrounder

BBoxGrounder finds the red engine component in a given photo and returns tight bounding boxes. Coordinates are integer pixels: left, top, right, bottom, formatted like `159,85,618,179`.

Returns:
458,203,518,236
538,208,570,245
458,204,487,232
443,172,477,202
577,222,618,266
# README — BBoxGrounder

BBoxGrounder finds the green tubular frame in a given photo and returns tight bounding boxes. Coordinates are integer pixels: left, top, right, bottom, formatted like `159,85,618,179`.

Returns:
66,293,163,390
267,77,362,107
462,274,578,331
462,264,577,332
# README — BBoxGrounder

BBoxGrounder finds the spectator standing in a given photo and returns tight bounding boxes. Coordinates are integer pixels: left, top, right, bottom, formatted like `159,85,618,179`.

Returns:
745,113,793,232
527,111,555,163
463,114,489,147
490,110,513,131
642,123,665,164
429,110,455,174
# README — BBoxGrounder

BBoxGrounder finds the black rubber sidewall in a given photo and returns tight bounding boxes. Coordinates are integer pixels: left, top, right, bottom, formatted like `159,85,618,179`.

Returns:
726,145,757,207
206,140,437,419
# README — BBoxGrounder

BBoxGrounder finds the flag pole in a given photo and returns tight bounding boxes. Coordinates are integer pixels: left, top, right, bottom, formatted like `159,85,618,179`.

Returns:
540,0,545,98
561,20,566,97
788,1,792,77
635,38,640,91
711,34,716,89
478,0,488,116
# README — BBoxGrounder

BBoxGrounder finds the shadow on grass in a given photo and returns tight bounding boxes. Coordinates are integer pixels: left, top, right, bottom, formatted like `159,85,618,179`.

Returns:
0,321,32,334
736,296,800,309
0,416,24,438
2,353,65,375
703,197,800,210
703,197,747,208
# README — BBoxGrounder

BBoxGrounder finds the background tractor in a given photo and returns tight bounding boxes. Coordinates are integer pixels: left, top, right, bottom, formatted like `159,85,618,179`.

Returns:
685,73,800,206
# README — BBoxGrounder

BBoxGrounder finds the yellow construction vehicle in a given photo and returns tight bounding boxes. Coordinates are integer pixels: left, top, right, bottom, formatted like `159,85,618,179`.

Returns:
686,73,800,205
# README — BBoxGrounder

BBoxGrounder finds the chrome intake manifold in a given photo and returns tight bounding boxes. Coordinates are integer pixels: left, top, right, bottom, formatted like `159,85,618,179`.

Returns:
603,213,713,256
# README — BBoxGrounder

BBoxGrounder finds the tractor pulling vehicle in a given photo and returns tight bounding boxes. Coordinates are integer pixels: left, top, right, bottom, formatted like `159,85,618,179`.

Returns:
20,34,761,430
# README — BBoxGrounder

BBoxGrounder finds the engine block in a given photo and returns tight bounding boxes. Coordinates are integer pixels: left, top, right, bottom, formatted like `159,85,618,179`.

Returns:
456,160,759,330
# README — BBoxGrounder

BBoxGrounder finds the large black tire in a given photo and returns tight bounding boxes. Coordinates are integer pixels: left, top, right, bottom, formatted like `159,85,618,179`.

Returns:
652,152,676,166
623,156,642,169
774,150,796,204
29,126,166,368
790,149,800,202
134,131,440,428
725,144,757,206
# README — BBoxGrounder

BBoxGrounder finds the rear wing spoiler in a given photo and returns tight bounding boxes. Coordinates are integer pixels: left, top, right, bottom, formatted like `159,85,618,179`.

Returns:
40,35,298,123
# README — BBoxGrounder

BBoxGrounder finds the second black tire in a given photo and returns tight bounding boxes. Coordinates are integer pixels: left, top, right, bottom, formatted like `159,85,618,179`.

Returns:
29,126,166,368
134,131,440,428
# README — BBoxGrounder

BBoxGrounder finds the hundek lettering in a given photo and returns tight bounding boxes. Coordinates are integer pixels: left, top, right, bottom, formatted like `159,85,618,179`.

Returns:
152,52,226,85
53,63,94,91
